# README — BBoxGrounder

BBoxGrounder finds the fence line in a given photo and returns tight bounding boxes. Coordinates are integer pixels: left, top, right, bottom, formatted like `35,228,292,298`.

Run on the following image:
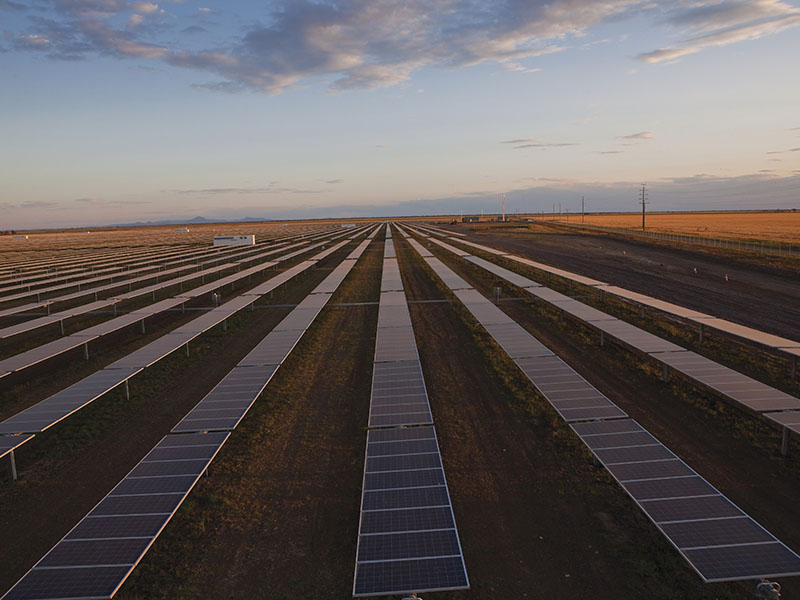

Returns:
537,220,800,257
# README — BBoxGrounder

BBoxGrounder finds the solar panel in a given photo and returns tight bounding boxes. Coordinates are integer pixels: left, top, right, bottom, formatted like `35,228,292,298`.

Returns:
427,238,470,257
374,327,419,363
2,432,229,600
172,365,278,432
377,305,412,329
550,299,619,322
591,319,685,354
242,261,314,295
653,350,800,412
353,427,469,596
464,255,539,287
239,329,304,366
483,323,553,359
369,360,433,427
0,368,141,435
106,332,197,370
384,239,396,258
425,258,472,290
0,434,34,459
0,335,100,378
764,411,800,435
514,356,628,421
570,419,800,582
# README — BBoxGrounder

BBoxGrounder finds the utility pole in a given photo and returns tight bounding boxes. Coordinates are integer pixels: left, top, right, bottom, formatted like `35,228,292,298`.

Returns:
581,196,585,223
502,193,506,222
640,184,648,231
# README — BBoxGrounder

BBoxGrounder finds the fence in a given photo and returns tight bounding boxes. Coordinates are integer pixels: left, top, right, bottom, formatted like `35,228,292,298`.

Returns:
538,220,800,258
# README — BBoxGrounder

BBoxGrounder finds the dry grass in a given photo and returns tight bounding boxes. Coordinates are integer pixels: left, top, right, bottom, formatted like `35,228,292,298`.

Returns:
552,211,800,243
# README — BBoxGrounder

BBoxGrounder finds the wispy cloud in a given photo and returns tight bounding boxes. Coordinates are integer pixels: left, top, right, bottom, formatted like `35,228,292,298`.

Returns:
513,142,578,149
171,186,324,195
596,150,624,154
639,0,800,63
618,131,654,140
766,147,800,154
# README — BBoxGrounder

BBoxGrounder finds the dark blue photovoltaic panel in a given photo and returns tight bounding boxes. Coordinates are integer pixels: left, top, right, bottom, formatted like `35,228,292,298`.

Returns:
354,556,468,597
2,432,229,600
355,426,468,596
570,419,800,582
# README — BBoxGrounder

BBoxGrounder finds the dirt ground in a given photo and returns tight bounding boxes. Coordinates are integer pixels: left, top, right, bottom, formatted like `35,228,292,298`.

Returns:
2,227,799,599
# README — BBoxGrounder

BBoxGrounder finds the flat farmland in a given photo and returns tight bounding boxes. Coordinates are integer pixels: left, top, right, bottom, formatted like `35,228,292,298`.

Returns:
548,211,800,243
1,221,799,599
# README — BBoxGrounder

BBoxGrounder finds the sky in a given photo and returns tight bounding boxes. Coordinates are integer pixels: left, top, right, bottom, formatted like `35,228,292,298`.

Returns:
1,0,799,229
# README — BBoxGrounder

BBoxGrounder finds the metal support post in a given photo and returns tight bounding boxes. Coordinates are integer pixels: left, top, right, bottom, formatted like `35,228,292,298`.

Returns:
140,319,146,334
60,320,65,336
185,343,190,357
125,380,130,400
83,343,89,360
8,450,17,481
662,364,669,383
113,303,117,316
782,427,790,457
46,303,51,316
599,330,605,346
223,318,228,332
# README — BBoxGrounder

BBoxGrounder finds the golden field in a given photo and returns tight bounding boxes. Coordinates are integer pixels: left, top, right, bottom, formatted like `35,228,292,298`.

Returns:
552,211,800,243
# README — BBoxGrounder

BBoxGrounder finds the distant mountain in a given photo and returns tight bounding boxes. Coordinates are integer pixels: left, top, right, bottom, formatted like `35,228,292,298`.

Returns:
105,216,274,228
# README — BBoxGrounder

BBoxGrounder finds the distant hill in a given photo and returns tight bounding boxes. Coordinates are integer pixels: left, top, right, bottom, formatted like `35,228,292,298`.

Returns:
107,216,275,227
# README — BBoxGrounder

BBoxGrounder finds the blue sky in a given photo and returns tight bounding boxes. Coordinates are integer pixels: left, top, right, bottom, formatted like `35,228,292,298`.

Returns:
2,0,799,228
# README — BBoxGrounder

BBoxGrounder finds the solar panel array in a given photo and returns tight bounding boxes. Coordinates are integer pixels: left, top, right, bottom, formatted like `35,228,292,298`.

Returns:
0,230,368,446
0,235,349,381
413,227,800,445
353,225,468,597
413,224,800,375
1,432,230,600
2,228,376,600
570,420,800,582
398,223,800,583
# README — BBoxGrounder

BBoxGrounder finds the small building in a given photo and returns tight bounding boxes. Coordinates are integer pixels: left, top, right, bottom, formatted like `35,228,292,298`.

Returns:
13,235,29,239
462,216,480,223
213,235,255,247
174,227,190,233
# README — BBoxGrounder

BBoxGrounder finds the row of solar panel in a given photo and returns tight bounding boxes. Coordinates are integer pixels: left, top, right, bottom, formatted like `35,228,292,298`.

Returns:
354,226,468,596
571,419,800,582
1,228,377,600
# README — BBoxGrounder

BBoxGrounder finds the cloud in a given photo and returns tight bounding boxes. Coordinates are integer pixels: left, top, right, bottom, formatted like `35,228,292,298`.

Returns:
13,34,51,50
7,1,799,93
596,150,624,154
639,0,800,63
513,142,578,149
181,25,207,34
638,47,699,63
0,0,26,10
1,200,60,209
500,138,537,144
325,179,344,184
766,147,800,154
4,0,645,93
130,2,158,14
618,131,654,140
171,186,324,195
